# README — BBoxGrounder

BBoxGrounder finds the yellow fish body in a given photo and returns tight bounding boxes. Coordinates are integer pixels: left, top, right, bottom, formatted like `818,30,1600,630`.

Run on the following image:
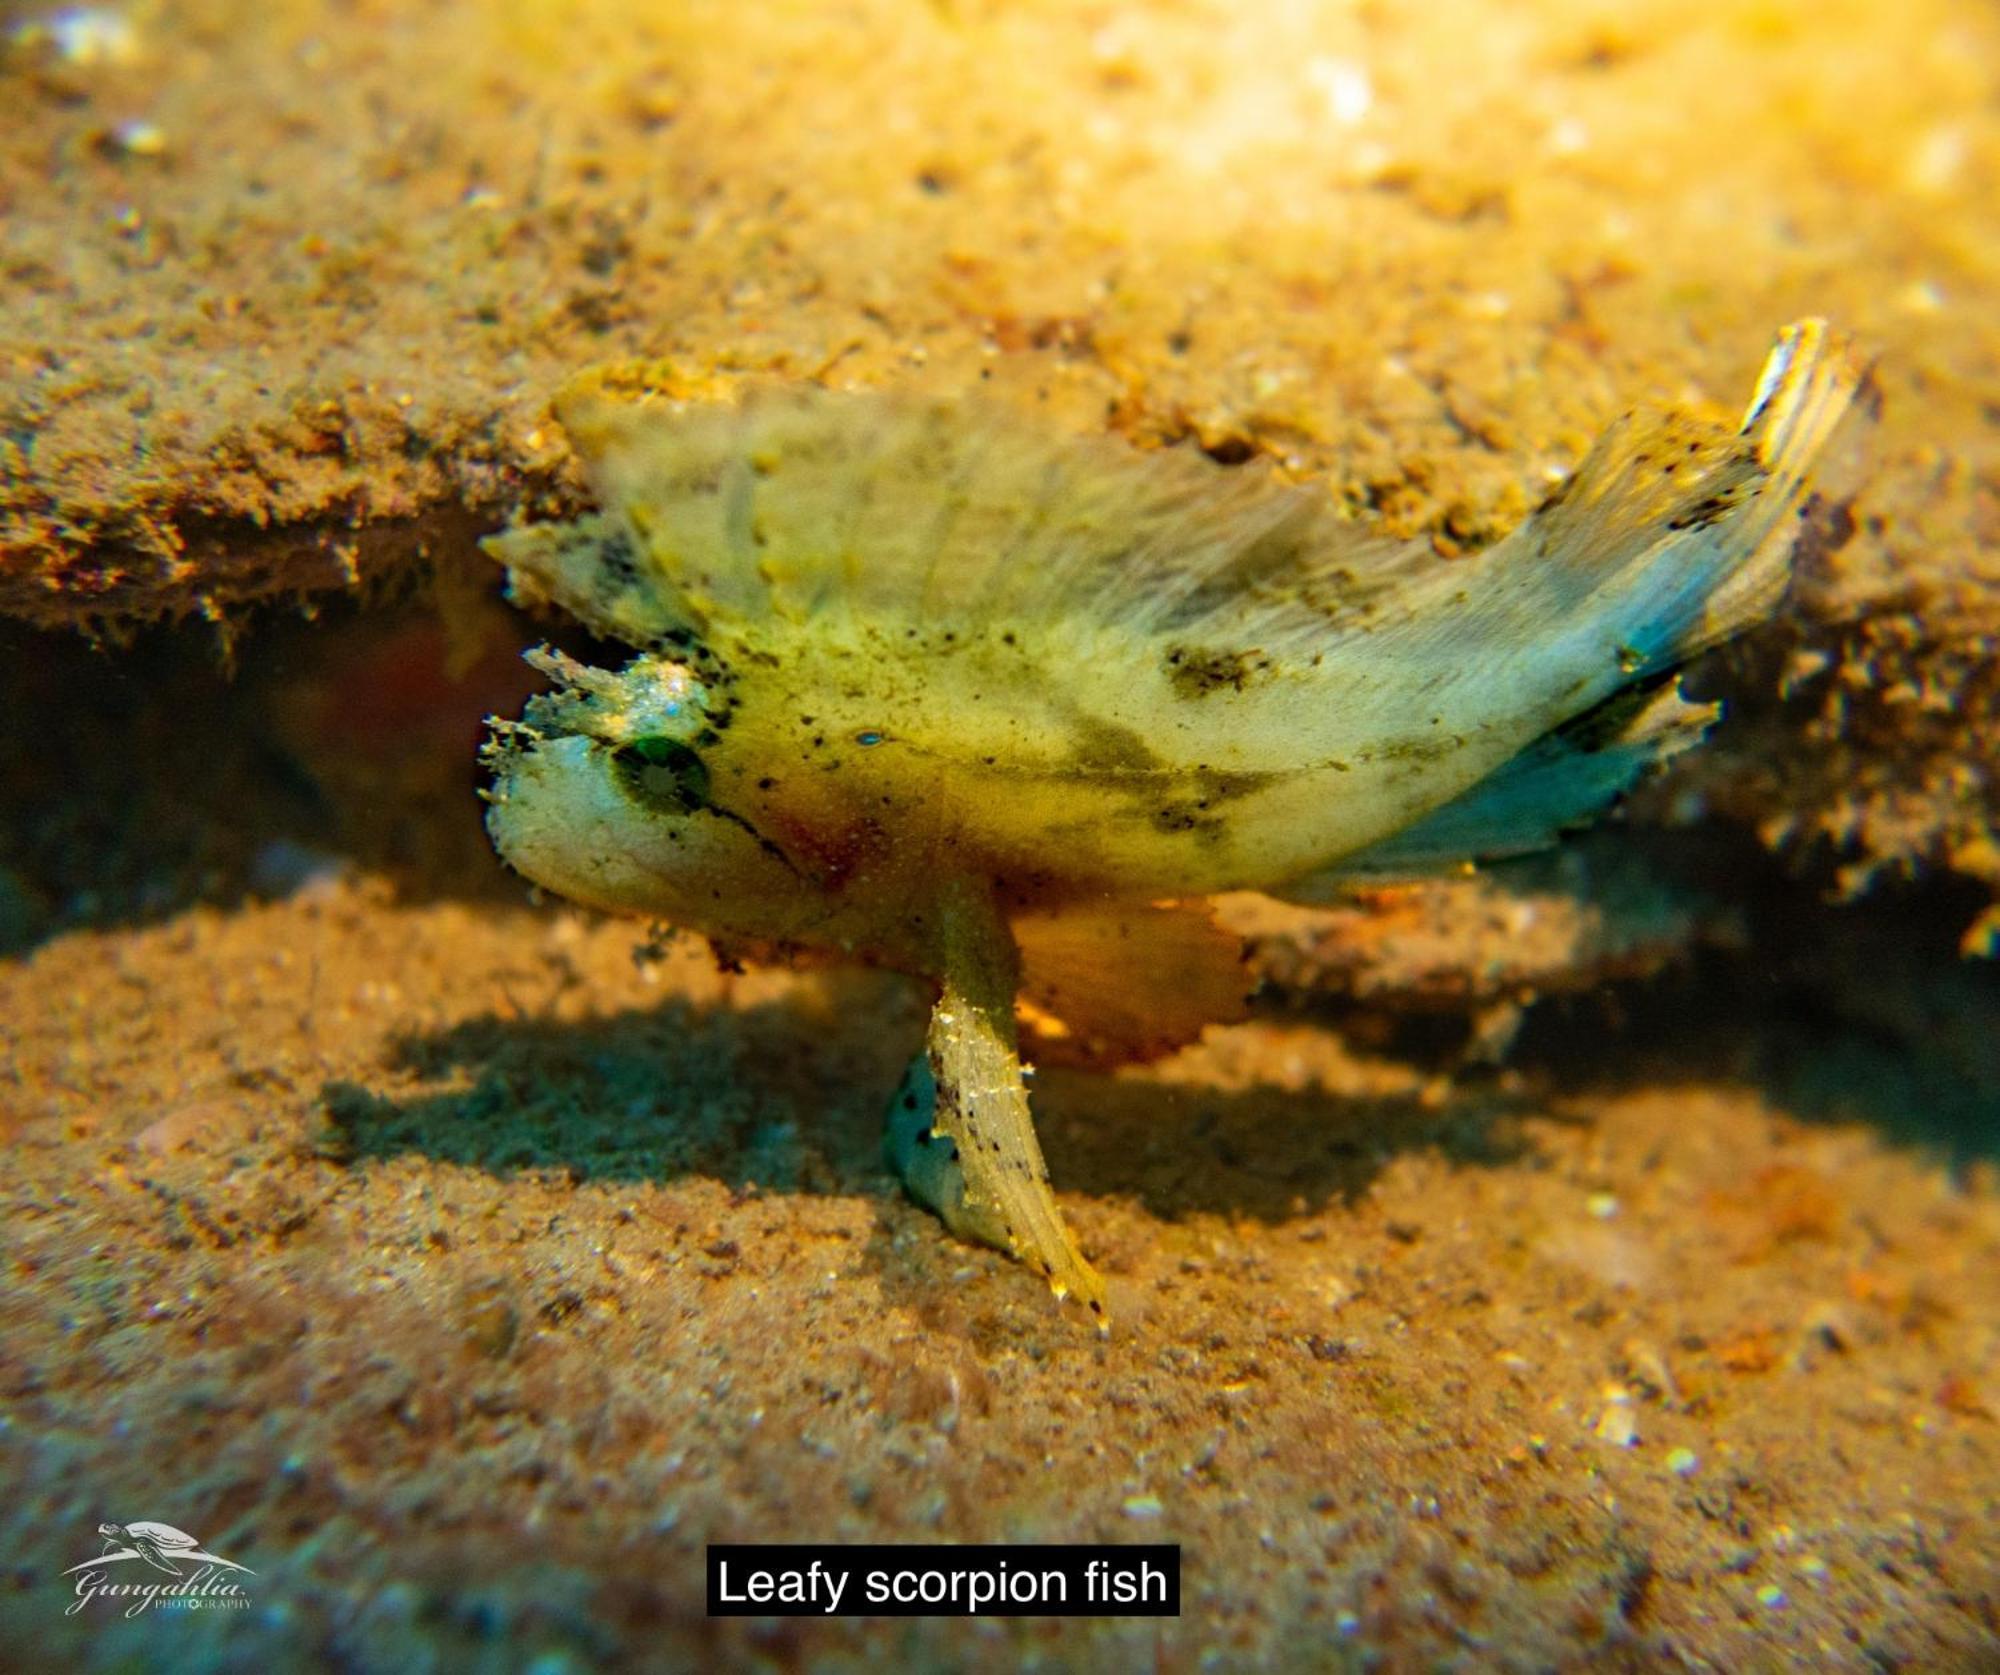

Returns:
482,322,1862,1324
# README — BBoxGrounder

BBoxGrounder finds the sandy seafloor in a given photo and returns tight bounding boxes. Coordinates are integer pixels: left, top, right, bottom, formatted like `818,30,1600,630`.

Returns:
3,1,1999,1670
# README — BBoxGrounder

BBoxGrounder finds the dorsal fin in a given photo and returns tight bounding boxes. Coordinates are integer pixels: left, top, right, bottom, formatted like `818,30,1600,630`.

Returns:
493,324,1860,684
496,372,1450,654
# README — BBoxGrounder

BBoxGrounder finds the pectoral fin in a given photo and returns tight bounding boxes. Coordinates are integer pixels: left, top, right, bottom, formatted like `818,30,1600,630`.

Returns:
1014,899,1251,1063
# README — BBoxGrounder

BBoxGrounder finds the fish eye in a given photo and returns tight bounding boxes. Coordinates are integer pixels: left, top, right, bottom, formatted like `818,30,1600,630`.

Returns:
613,735,711,814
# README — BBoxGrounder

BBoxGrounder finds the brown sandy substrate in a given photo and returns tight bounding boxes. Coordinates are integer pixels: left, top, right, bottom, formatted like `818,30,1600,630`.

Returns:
5,0,2000,902
2,826,1997,1667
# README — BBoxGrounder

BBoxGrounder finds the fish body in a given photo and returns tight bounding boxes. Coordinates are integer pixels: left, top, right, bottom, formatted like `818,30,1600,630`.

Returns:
483,322,1863,1321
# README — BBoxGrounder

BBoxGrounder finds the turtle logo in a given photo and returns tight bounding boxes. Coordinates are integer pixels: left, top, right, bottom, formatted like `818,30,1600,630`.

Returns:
64,1520,255,1616
64,1521,257,1617
71,1522,252,1578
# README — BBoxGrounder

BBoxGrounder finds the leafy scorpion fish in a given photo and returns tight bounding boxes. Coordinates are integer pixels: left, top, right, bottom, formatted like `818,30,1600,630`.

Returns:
481,321,1862,1325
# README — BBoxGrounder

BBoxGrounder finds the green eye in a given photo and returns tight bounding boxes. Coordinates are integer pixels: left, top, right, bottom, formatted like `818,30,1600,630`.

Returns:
613,735,711,813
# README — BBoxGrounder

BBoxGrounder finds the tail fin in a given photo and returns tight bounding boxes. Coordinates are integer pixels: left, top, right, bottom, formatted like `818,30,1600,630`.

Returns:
1280,322,1867,897
1697,318,1869,650
1513,319,1867,673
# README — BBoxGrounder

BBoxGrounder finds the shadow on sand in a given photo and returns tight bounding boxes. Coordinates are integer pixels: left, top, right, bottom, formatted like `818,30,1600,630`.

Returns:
323,982,1552,1234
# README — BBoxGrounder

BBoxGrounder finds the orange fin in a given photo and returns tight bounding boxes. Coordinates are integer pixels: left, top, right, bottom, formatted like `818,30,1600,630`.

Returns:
1014,900,1251,1065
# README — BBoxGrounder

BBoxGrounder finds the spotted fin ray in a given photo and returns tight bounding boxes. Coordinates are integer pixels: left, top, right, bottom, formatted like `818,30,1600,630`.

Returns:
917,877,1109,1322
1490,318,1865,677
